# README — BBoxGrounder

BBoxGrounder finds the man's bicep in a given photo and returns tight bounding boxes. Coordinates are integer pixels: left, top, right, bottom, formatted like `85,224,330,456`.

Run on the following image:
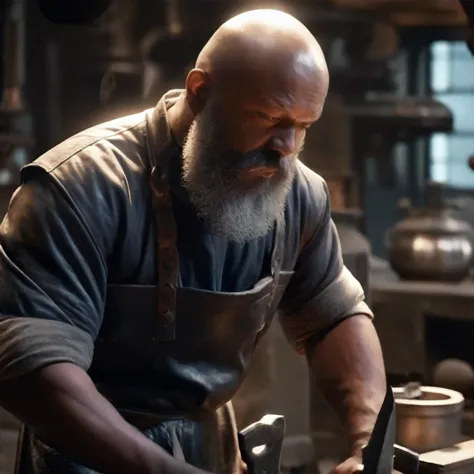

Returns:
279,193,372,353
0,170,107,381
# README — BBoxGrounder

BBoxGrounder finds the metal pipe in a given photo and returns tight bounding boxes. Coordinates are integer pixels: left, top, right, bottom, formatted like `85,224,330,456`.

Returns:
2,0,26,111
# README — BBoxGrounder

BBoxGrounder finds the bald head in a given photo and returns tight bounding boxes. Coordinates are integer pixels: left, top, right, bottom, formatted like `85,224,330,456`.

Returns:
178,9,329,241
196,9,328,84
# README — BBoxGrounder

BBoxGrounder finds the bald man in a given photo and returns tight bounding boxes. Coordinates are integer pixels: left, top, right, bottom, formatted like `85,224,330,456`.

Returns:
0,9,386,474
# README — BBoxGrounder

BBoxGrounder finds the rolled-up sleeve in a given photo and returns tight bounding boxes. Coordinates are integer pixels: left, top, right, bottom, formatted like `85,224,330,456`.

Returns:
0,168,107,382
279,182,373,353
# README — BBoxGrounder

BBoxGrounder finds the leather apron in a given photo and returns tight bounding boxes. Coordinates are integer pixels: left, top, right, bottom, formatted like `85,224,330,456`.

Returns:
14,98,294,474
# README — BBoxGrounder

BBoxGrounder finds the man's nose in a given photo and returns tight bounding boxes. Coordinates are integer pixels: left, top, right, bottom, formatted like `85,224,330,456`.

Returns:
268,126,297,157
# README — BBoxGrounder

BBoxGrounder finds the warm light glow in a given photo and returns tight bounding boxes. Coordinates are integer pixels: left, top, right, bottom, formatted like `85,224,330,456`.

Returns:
226,9,295,30
412,236,436,253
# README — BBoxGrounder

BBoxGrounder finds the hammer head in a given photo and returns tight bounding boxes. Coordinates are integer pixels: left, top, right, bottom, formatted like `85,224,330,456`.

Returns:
238,414,286,474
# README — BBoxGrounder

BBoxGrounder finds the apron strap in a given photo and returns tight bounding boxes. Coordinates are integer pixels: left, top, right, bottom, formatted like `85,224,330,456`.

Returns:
145,105,179,341
268,217,284,310
253,218,285,349
271,219,284,277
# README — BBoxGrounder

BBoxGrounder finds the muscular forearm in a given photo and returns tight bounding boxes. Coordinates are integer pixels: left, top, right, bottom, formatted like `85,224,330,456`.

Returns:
306,315,386,456
0,362,204,474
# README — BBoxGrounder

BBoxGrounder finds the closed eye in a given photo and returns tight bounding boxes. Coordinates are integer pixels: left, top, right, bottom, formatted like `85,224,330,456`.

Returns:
255,111,279,122
255,111,315,130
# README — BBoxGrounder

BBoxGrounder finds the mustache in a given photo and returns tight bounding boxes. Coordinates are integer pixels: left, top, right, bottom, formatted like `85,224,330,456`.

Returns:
225,139,305,173
223,149,293,174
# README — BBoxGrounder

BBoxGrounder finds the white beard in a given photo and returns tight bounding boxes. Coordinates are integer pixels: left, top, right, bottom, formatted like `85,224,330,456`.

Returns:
181,99,298,242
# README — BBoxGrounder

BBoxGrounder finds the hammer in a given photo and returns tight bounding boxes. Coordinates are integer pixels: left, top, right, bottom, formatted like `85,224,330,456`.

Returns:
238,414,286,474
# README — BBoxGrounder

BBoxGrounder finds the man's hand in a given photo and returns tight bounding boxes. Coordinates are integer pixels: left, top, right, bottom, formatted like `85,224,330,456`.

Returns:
332,455,364,474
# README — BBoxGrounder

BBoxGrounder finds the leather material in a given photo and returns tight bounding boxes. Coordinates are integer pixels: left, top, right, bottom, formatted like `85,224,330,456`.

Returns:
91,271,293,417
88,98,292,419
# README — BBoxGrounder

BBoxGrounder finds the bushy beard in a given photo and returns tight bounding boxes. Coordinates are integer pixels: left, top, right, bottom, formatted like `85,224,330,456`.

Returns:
181,99,299,242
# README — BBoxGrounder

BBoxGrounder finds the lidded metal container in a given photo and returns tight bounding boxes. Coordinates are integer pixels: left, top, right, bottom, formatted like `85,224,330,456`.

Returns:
386,181,473,282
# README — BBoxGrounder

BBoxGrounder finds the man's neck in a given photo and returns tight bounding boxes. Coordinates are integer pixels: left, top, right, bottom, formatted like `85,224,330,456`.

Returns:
167,93,194,146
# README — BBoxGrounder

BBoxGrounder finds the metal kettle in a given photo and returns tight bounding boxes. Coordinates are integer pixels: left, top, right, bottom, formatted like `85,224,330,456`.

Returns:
386,181,474,282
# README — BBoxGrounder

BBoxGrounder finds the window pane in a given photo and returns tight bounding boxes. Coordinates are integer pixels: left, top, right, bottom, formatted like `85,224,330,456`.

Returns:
431,41,450,92
430,133,449,161
432,42,450,60
450,58,474,89
435,93,474,132
447,163,474,188
431,60,450,92
448,135,474,162
451,42,471,59
431,162,448,183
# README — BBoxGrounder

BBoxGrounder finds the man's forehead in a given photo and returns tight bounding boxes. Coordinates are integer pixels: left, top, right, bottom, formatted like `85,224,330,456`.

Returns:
214,67,326,119
263,95,298,110
255,73,326,110
241,89,323,123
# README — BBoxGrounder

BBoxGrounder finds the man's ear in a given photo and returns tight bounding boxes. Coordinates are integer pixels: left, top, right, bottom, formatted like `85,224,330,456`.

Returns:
185,68,210,115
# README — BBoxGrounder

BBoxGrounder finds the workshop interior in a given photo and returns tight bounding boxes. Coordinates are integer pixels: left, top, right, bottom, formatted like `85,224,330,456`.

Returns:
3,0,474,473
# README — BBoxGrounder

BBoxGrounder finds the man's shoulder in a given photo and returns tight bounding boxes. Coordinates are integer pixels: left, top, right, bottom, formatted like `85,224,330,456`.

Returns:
290,160,328,212
18,111,153,254
24,110,149,181
284,161,329,249
21,110,151,213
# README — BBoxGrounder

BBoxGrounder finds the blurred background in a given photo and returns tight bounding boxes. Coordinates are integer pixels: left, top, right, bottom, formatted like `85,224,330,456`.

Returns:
2,1,474,473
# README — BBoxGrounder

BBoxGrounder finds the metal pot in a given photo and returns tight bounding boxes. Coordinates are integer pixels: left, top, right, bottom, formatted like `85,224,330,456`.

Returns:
386,181,473,282
393,384,464,453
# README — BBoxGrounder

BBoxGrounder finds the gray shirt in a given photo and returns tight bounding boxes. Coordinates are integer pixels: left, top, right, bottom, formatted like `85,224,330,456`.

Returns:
0,91,373,383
